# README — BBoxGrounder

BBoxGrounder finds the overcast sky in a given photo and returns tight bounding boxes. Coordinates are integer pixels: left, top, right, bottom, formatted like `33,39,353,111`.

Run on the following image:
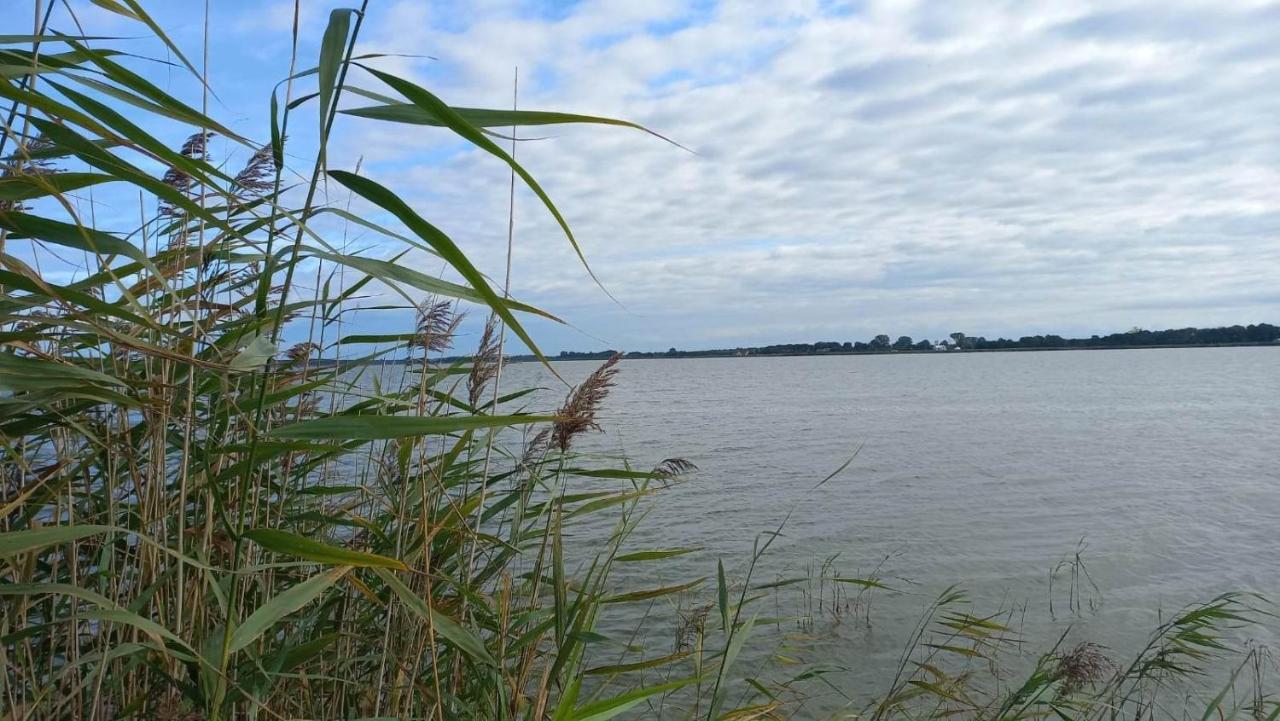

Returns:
39,1,1280,352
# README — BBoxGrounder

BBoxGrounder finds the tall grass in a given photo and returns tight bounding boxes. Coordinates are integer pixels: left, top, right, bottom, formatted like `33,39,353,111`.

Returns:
0,4,1274,720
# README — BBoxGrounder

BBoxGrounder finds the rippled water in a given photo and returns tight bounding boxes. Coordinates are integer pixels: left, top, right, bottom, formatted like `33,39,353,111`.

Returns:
500,346,1280,703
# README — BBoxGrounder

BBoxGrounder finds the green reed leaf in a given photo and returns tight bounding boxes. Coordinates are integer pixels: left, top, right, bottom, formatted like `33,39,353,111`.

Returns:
326,169,555,363
82,608,185,648
230,334,276,371
371,567,496,666
244,529,407,570
0,172,115,201
270,88,283,168
568,677,700,721
0,524,111,557
551,677,582,721
268,633,341,674
47,79,233,187
59,36,243,141
0,353,127,391
565,468,672,480
0,269,155,329
269,413,554,440
584,650,692,676
0,210,142,260
0,49,104,77
709,614,757,719
0,35,117,44
356,66,614,302
603,577,706,604
718,558,730,632
89,0,204,87
616,548,700,563
341,103,685,148
317,9,353,134
302,247,560,322
832,577,894,591
228,566,350,654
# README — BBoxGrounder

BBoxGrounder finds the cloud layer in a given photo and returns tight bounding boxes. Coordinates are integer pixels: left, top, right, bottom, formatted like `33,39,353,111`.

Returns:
254,1,1280,350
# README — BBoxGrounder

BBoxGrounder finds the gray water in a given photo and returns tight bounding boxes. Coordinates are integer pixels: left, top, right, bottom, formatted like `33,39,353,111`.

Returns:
502,346,1280,706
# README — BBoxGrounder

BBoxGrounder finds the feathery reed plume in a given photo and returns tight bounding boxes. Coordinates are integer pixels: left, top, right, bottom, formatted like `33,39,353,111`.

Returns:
1,134,54,172
676,601,713,652
286,341,319,366
552,352,621,453
468,315,502,409
654,457,697,479
160,164,191,198
233,143,275,198
413,299,461,354
1,135,54,175
180,130,213,160
519,427,551,471
1054,642,1115,694
0,136,54,212
160,131,214,217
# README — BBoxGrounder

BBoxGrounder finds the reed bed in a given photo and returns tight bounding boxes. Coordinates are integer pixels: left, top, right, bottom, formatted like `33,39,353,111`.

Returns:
0,4,1274,720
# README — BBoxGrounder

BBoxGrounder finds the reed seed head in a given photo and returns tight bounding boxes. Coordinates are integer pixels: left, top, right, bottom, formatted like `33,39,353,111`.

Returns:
520,427,551,471
1054,642,1114,694
468,315,502,409
160,131,214,217
233,143,275,198
552,352,622,453
0,136,55,212
286,341,319,365
676,602,713,652
654,457,698,479
413,299,461,353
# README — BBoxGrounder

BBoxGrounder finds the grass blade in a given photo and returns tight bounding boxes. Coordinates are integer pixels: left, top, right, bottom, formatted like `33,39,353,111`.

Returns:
356,66,616,302
244,529,408,570
0,525,111,558
269,414,555,440
228,567,351,654
372,567,496,666
317,9,353,134
327,169,555,364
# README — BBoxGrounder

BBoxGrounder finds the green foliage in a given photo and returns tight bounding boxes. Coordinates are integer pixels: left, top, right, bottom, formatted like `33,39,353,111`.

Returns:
0,6,714,718
0,5,1272,721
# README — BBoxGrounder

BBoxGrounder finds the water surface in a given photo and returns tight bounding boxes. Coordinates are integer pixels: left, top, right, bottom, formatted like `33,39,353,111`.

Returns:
501,347,1279,702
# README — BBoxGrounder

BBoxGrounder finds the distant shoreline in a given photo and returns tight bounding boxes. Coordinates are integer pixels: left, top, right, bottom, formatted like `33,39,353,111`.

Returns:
314,323,1280,365
511,340,1280,363
313,339,1280,366
527,323,1280,363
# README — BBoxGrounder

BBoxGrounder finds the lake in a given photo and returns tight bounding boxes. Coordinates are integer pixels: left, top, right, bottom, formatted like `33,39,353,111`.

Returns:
500,346,1280,707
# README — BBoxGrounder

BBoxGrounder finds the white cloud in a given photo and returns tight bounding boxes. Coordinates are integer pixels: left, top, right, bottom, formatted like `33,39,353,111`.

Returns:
234,1,326,34
326,0,1280,350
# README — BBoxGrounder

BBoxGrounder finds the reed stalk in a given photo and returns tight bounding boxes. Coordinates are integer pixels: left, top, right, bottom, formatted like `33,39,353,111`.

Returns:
0,5,1272,721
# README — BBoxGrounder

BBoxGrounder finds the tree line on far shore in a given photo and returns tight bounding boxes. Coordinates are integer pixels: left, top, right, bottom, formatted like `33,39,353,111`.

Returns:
543,322,1280,361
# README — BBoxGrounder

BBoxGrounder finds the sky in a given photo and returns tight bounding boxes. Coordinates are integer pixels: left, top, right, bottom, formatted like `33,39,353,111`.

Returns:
22,0,1280,353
